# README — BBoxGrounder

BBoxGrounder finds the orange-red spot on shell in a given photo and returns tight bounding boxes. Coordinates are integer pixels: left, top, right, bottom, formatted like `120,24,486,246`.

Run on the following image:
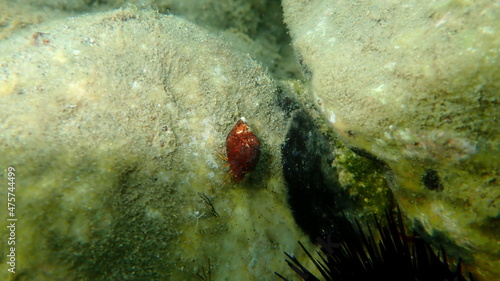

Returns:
226,118,261,181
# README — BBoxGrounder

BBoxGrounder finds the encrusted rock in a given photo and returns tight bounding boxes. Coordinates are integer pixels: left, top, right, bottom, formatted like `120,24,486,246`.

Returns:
283,0,500,279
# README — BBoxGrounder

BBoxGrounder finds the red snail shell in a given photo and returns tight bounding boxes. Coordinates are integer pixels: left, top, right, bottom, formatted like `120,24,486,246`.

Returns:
226,117,261,181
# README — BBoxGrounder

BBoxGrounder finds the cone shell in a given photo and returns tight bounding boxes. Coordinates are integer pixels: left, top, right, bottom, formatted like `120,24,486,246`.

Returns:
226,118,261,181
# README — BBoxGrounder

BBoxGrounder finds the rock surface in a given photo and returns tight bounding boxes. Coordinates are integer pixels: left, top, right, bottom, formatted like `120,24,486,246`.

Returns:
0,9,308,280
283,0,500,279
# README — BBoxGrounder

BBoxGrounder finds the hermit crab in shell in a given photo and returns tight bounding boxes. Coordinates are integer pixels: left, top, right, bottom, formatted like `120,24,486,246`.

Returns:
225,117,261,181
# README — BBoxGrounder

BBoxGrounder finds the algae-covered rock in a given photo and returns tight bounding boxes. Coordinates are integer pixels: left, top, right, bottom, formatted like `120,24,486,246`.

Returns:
146,0,298,79
0,9,309,280
0,0,119,39
1,0,299,79
283,0,500,279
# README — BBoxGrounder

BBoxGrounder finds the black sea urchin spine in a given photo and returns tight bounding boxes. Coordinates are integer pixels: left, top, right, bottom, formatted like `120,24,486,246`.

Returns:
276,209,474,281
